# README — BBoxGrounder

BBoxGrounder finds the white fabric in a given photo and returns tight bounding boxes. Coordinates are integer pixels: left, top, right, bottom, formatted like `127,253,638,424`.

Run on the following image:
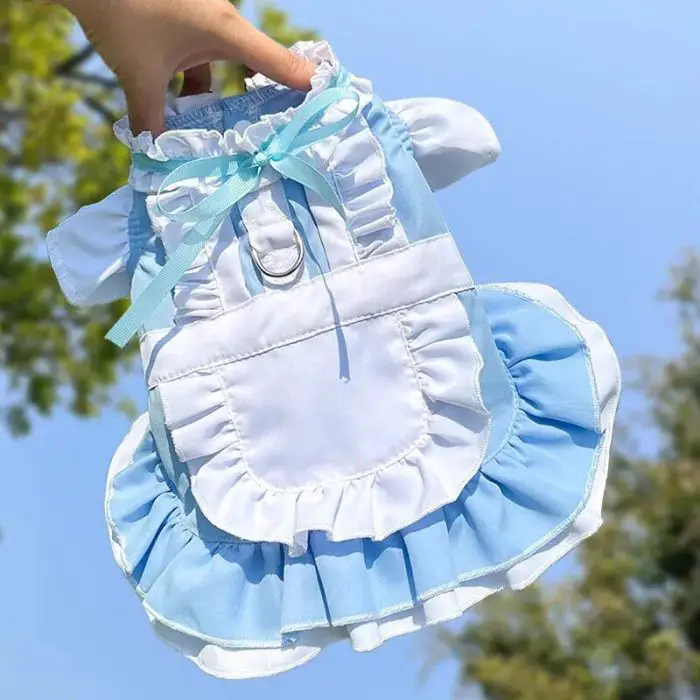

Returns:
145,236,488,553
315,100,403,258
173,218,252,322
160,214,256,324
305,187,358,268
237,180,311,286
388,97,501,190
150,622,337,680
143,234,467,385
46,186,132,307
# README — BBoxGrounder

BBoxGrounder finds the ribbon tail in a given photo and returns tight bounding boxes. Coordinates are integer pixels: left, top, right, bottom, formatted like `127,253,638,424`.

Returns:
106,217,224,347
273,156,346,219
106,167,262,347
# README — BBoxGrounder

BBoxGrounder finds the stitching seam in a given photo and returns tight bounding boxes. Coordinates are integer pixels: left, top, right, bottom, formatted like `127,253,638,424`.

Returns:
151,285,474,385
140,233,458,344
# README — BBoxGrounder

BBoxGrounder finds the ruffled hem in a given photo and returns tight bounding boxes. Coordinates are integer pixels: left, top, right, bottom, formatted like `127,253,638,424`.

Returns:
141,491,604,682
150,621,334,680
105,282,620,678
141,453,608,681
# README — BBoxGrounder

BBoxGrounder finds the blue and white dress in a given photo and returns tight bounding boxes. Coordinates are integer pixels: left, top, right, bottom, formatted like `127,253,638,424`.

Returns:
47,41,621,679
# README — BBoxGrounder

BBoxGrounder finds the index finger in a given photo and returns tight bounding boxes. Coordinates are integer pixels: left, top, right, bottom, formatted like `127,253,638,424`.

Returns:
209,8,314,91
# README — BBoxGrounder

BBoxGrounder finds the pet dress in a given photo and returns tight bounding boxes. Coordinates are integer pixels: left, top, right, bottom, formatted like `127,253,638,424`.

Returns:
47,41,621,679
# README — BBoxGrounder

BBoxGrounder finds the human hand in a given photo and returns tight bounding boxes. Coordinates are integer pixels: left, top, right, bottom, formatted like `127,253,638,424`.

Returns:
57,0,315,135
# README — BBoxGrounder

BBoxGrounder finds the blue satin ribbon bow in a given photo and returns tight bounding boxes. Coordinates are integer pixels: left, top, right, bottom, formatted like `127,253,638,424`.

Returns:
106,86,360,348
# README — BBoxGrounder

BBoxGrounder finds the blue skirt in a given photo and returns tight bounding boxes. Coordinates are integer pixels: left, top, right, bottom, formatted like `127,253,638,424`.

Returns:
105,283,620,679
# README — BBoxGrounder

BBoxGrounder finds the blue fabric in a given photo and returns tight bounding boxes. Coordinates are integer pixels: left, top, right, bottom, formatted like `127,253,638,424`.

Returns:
106,286,604,645
283,179,330,276
126,191,151,275
165,87,305,133
460,290,518,461
362,97,448,242
386,108,414,155
128,195,176,334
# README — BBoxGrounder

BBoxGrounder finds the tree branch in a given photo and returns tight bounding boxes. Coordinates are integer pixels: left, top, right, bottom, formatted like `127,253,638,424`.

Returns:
63,71,120,90
82,95,117,125
54,43,96,76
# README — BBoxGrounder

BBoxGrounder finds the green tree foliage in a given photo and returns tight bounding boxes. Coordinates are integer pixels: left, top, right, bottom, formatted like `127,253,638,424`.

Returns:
441,252,700,700
0,0,314,434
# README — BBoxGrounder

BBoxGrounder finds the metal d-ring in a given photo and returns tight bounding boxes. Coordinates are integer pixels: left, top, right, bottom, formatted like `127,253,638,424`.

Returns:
250,229,305,279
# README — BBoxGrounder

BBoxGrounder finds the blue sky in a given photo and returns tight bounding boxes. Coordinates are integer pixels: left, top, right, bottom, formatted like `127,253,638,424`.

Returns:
1,0,698,697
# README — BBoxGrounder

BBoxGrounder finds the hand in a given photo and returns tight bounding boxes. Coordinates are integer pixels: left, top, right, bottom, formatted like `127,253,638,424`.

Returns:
57,0,315,135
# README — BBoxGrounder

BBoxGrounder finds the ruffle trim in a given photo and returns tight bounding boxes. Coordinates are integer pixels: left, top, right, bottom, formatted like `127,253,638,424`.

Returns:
115,41,372,193
158,294,490,554
114,41,346,156
105,283,620,679
242,41,397,241
322,107,397,241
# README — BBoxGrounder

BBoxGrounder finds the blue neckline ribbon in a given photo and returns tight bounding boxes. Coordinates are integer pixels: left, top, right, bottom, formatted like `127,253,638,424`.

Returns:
106,86,360,348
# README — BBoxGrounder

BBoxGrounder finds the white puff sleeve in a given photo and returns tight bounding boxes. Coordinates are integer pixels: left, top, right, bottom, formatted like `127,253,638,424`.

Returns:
386,98,501,191
46,186,133,306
